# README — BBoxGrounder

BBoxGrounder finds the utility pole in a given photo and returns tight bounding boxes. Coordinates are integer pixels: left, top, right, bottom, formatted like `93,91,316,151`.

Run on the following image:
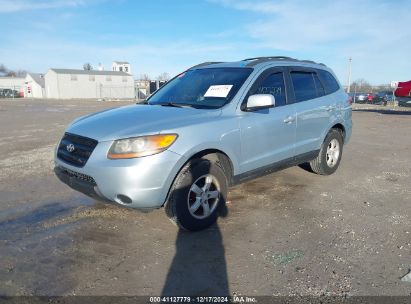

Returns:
347,57,352,93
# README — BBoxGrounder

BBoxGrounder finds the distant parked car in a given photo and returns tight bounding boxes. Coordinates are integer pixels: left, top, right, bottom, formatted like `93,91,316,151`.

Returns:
0,89,12,98
355,93,369,103
395,80,411,107
373,91,392,105
1,89,21,98
367,93,374,103
398,97,411,107
395,80,411,98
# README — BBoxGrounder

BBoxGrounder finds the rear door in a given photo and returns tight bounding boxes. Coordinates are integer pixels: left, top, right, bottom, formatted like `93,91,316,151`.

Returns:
288,68,333,156
239,67,296,173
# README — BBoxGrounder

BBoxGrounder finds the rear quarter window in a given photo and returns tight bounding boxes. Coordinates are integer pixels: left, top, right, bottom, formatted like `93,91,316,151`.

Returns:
317,69,340,94
313,73,325,97
290,72,318,102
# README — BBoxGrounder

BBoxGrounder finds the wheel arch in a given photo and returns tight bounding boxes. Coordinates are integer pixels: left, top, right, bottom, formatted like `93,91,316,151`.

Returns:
162,148,235,207
331,123,346,140
320,121,346,145
188,149,234,186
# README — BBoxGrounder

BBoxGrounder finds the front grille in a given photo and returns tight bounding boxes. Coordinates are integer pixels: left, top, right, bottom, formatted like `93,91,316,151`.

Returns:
57,133,98,167
57,166,96,185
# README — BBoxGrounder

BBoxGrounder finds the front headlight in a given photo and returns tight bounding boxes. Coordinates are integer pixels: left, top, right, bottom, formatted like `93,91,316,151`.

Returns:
107,134,178,159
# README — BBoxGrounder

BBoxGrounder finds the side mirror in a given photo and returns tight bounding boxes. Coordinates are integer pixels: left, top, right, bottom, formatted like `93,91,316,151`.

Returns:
245,94,275,111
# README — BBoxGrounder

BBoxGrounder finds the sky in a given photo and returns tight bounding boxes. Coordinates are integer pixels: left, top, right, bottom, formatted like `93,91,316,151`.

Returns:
0,0,410,85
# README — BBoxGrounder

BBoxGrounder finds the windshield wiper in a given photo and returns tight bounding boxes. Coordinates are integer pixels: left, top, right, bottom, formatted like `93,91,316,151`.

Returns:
157,102,184,108
155,102,196,108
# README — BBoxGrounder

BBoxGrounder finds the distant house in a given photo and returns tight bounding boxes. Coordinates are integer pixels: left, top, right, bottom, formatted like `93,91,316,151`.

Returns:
45,69,134,99
112,61,131,74
25,73,45,98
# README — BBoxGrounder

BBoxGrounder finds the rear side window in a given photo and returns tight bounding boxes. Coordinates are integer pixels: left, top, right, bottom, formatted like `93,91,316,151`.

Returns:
290,72,318,102
313,74,325,97
255,72,286,106
317,69,340,94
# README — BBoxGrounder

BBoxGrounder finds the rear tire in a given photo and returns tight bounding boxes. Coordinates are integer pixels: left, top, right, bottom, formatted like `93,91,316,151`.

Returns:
309,129,344,175
165,158,228,231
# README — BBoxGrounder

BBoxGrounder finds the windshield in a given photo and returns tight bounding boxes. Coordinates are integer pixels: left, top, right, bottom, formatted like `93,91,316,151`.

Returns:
148,67,253,109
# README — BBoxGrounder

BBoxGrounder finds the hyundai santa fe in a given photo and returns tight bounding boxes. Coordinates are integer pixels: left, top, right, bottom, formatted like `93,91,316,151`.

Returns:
54,56,352,231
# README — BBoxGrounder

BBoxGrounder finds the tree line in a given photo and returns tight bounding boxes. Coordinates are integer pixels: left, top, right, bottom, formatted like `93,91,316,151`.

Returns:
0,64,27,77
348,78,392,92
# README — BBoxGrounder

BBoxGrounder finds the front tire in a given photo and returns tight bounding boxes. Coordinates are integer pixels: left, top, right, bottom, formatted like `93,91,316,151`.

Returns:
165,158,228,231
309,129,344,175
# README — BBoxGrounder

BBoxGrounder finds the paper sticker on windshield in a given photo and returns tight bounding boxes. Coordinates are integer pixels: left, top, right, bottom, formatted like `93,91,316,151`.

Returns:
204,85,233,98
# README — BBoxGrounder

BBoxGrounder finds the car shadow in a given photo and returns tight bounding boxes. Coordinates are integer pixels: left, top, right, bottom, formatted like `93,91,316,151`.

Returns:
0,202,75,237
352,109,411,115
298,162,314,174
161,158,230,296
161,216,229,296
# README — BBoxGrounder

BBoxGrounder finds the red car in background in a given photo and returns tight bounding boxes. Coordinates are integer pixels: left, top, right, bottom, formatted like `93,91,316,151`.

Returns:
395,80,411,97
395,80,411,107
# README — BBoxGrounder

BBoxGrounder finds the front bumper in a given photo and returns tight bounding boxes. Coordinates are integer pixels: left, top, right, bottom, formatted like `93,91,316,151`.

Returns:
54,166,105,201
54,142,187,209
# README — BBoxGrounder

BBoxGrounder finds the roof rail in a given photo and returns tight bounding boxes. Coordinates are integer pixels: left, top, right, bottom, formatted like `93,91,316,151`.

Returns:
243,56,327,67
243,56,296,61
188,62,223,69
300,60,325,66
300,60,317,64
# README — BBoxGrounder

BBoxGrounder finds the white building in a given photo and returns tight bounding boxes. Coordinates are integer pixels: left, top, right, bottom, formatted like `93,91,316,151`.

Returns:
112,61,131,74
25,73,45,98
0,77,25,90
45,69,134,99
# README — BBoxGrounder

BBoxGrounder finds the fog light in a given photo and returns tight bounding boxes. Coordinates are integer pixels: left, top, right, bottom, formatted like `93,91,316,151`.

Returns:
115,194,132,205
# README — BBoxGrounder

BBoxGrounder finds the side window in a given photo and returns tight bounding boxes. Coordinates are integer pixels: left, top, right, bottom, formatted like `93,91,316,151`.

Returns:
255,72,286,106
317,69,340,94
313,73,325,97
290,72,317,102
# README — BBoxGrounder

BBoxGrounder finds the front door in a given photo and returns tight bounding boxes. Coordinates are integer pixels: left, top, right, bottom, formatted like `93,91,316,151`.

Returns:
239,68,296,174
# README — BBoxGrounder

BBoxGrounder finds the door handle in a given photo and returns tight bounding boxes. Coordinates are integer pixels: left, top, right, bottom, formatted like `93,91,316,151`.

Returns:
283,116,295,124
327,105,335,112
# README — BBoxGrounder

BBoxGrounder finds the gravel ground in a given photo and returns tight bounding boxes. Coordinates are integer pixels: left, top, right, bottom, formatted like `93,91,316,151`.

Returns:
0,100,410,297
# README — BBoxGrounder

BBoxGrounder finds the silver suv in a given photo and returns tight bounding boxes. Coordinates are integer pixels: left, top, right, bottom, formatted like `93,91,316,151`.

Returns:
54,56,352,231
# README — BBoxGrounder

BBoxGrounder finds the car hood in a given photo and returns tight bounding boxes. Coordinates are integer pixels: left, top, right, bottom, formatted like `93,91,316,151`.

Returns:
67,104,221,141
